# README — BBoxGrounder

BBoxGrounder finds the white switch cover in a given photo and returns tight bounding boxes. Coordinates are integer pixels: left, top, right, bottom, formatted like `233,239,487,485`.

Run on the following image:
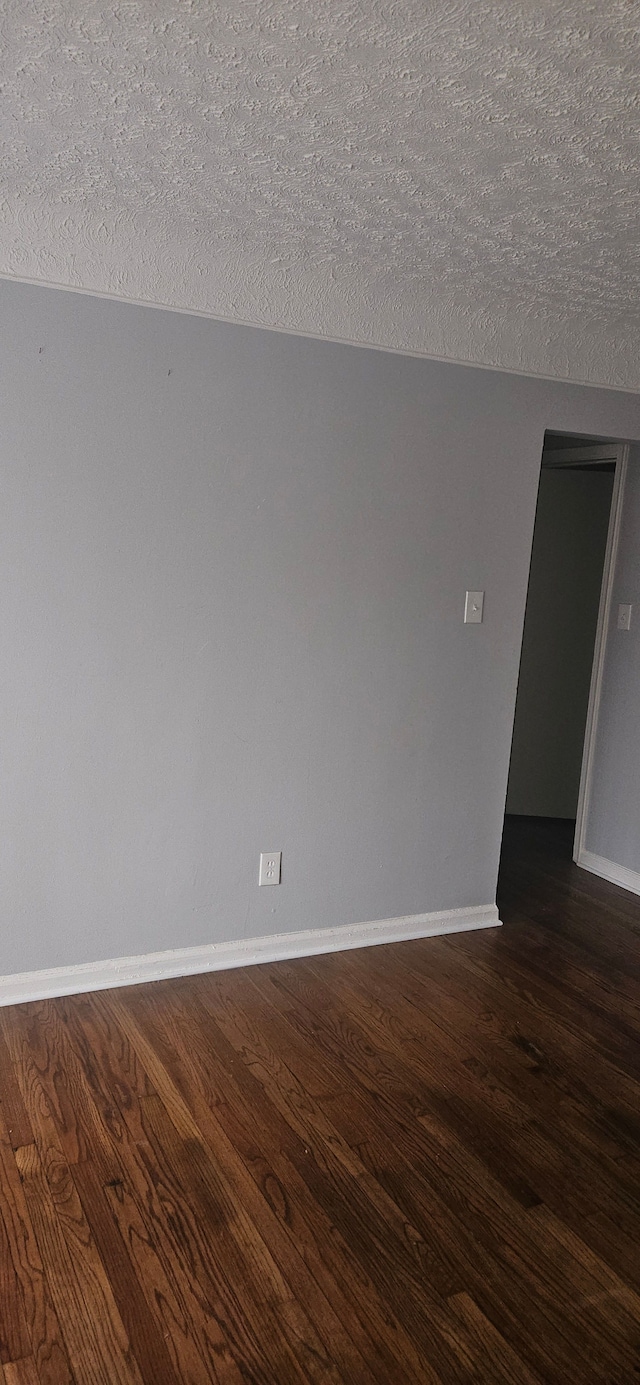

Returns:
464,591,484,624
617,603,633,630
259,851,281,886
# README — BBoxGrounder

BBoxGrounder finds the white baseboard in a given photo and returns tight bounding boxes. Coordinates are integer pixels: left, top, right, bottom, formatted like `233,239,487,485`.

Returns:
577,849,640,898
0,903,501,1008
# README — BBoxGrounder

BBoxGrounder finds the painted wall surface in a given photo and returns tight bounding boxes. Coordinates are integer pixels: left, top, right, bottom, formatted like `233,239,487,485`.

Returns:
1,279,640,977
585,450,640,872
506,468,614,818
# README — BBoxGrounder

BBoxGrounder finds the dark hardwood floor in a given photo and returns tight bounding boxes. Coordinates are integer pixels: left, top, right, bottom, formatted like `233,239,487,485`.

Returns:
0,816,639,1383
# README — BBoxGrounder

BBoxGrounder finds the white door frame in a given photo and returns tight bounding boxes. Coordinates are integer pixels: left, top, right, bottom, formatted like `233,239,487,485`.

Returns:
568,443,630,873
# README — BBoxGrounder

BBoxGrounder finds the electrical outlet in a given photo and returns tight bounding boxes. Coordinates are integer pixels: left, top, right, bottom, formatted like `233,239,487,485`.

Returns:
617,604,633,630
464,590,484,624
259,852,281,886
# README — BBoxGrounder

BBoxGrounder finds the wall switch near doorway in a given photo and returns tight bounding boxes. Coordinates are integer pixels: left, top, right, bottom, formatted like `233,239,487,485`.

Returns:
617,604,633,630
464,591,484,624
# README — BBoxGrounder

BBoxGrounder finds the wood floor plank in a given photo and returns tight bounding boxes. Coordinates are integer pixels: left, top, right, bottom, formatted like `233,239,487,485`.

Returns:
0,1035,33,1153
89,998,335,1383
0,1198,31,1366
112,997,415,1385
0,815,638,1382
241,948,640,1381
72,1158,183,1385
448,919,640,1066
102,1139,262,1385
13,1143,143,1385
134,1058,372,1383
0,1003,121,1184
445,1293,543,1385
318,939,637,1191
125,981,430,1385
194,967,582,1382
394,935,640,1134
310,927,640,1219
139,1089,348,1385
56,992,154,1146
0,1124,72,1385
128,983,430,1383
227,965,626,1383
303,939,640,1208
3,1359,40,1385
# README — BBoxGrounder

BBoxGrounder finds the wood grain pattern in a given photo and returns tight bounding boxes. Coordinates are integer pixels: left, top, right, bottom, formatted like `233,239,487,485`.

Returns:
3,1359,40,1385
0,1131,72,1385
13,1144,143,1385
0,1033,33,1152
0,815,638,1382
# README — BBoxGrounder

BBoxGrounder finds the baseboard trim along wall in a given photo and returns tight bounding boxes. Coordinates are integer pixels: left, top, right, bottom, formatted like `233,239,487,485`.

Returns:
0,903,501,1008
577,850,640,899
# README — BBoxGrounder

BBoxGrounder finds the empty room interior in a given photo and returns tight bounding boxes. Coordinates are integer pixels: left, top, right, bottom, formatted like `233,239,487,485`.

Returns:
0,5,639,1383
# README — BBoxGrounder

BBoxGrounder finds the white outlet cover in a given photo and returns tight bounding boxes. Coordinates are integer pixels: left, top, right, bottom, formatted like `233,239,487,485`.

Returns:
259,852,282,886
617,603,633,630
464,591,484,624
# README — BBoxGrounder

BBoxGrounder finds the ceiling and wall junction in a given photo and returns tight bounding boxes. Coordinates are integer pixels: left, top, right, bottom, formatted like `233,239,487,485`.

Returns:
1,1,639,389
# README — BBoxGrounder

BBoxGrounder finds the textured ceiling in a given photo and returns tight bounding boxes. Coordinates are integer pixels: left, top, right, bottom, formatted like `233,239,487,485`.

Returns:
1,1,640,388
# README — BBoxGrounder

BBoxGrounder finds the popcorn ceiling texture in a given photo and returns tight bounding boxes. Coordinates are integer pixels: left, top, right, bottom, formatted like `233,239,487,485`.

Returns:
1,0,639,388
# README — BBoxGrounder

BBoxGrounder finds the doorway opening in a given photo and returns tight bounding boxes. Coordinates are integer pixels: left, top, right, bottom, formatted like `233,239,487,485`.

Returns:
498,431,628,888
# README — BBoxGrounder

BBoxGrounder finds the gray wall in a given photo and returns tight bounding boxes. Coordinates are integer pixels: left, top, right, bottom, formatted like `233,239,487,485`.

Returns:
506,468,614,818
1,279,640,976
585,449,640,871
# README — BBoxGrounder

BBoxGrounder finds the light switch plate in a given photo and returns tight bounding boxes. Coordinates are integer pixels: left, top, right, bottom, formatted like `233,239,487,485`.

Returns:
464,591,484,624
259,851,281,886
617,603,633,630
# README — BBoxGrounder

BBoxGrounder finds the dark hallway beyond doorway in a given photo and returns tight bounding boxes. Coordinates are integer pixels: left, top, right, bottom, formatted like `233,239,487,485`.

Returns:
506,456,615,820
